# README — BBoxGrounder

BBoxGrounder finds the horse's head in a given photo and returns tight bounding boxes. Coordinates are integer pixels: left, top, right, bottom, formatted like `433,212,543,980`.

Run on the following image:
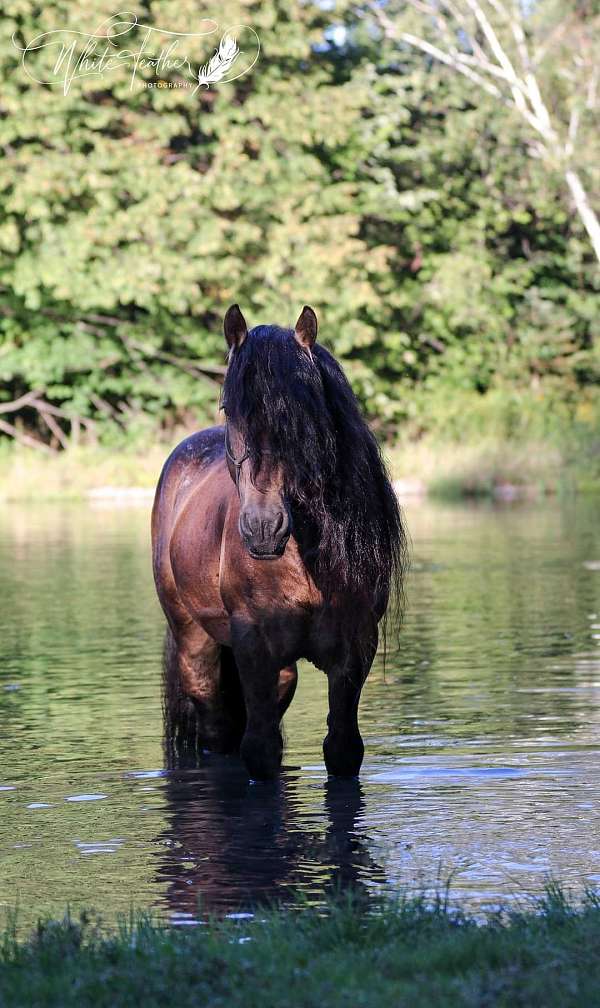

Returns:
221,304,318,560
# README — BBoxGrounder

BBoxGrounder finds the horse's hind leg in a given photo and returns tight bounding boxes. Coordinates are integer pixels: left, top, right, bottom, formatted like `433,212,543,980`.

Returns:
163,626,198,765
163,622,245,763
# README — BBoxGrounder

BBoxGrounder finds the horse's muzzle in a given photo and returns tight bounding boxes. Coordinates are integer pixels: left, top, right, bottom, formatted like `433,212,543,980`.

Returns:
239,506,291,559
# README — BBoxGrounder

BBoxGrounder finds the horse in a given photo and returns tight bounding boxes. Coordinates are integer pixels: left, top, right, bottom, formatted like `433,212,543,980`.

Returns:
151,305,407,780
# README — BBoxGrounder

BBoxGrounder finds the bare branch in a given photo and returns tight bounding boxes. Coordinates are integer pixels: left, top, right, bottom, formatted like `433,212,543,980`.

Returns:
370,2,507,101
587,66,598,111
459,0,555,145
117,400,137,418
369,0,600,267
28,398,75,421
507,0,531,73
0,390,43,414
420,333,445,353
81,312,123,327
455,49,519,85
375,3,551,139
566,106,580,160
39,410,69,450
124,338,227,382
0,417,54,453
77,320,108,339
401,31,504,96
89,394,122,420
443,0,489,64
462,0,529,116
404,0,434,14
522,68,556,141
148,348,227,379
565,169,600,263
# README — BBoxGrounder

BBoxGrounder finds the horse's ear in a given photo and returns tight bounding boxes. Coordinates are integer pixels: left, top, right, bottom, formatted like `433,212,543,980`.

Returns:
294,305,317,352
224,304,248,350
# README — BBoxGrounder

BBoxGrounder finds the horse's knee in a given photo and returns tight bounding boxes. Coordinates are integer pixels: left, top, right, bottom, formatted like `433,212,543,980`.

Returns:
240,728,283,781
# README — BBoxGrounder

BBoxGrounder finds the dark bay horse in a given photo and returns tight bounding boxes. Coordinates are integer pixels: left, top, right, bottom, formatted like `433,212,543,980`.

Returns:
152,305,407,780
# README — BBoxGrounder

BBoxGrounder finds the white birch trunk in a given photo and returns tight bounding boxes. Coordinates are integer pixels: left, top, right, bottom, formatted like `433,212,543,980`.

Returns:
373,0,600,268
565,169,600,266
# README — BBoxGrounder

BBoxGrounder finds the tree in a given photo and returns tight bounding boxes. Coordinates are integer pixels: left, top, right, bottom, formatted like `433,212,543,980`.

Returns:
0,0,388,445
0,0,597,449
367,0,600,265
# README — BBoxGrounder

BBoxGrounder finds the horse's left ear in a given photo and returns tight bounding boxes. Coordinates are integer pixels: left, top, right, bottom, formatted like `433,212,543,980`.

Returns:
294,305,318,353
224,304,248,350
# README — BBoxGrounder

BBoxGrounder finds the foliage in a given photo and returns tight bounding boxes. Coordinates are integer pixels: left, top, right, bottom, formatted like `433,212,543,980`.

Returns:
1,888,600,1006
0,1,598,449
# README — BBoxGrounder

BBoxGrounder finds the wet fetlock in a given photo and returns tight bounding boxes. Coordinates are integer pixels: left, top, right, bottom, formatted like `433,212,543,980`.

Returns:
191,698,245,755
323,730,364,778
240,729,283,780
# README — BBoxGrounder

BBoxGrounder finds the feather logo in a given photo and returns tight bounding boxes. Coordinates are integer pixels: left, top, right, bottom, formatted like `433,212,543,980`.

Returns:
196,34,240,88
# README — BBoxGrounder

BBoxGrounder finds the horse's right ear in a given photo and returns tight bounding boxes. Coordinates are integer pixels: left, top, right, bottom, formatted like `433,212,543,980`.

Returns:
224,304,248,350
294,305,318,353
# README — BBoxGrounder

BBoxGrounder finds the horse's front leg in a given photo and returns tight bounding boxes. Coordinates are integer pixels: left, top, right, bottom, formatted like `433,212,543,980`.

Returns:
323,626,378,779
231,621,283,780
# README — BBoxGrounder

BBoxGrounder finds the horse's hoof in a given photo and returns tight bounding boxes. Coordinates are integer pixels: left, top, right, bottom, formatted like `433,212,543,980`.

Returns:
240,732,283,781
323,733,364,778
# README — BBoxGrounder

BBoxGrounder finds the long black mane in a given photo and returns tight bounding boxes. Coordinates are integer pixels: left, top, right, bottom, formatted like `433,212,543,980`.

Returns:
222,325,408,612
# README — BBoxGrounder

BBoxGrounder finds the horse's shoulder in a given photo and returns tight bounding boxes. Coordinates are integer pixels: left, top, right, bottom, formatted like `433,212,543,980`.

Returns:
153,427,226,516
165,427,225,470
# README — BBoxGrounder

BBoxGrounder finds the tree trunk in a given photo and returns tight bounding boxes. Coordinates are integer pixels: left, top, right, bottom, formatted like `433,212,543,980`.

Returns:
565,169,600,266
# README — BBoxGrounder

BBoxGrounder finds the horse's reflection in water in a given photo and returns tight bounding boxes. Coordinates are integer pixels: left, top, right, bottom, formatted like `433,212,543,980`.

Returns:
154,758,385,919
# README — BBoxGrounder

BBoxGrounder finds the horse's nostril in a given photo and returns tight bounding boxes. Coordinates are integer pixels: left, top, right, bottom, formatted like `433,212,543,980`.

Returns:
240,510,254,537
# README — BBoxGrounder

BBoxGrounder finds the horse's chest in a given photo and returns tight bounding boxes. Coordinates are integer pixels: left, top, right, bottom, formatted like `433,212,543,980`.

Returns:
220,534,321,613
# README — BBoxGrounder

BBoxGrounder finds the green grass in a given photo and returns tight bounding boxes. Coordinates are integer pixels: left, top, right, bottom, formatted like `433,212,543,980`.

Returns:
387,434,565,500
386,386,600,500
1,888,599,1007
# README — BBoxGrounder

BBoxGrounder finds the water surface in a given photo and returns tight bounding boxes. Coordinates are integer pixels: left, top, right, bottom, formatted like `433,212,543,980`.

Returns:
1,497,599,929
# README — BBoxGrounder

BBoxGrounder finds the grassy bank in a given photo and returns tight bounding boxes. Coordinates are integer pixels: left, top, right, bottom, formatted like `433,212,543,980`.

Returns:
0,436,589,504
0,437,580,503
0,387,599,502
388,435,565,499
1,889,599,1007
388,386,600,499
0,443,166,502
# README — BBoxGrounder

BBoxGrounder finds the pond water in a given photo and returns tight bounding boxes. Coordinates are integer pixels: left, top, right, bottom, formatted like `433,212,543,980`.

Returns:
1,496,599,930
